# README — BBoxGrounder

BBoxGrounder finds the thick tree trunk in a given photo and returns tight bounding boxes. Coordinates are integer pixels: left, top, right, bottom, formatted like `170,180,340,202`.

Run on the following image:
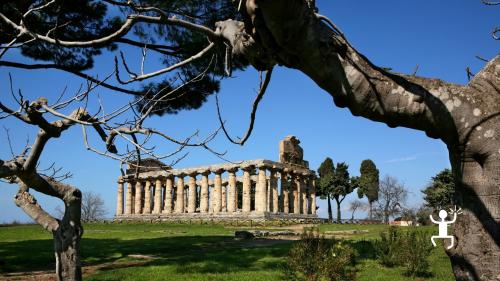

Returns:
335,198,341,223
218,1,499,279
448,146,500,281
14,177,83,281
327,194,333,222
54,230,81,281
54,198,83,281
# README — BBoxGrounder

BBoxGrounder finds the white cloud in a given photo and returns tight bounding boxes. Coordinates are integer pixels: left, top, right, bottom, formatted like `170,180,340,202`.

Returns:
384,155,418,163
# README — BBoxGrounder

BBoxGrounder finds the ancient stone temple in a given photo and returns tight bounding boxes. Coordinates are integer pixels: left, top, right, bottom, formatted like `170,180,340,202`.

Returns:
115,136,317,221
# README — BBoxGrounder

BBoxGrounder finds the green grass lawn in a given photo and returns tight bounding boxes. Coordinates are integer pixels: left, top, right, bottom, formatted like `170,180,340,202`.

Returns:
0,222,454,280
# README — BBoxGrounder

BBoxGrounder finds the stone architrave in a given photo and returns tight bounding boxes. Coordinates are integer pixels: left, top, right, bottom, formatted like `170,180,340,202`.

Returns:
116,179,124,215
188,174,197,213
163,177,173,213
176,174,185,213
143,180,152,214
227,168,238,213
125,181,133,215
256,166,267,213
212,169,223,213
270,169,279,213
242,166,253,213
200,171,209,213
134,181,143,214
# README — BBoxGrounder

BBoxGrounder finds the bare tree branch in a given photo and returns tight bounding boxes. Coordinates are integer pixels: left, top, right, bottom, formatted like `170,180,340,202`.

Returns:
216,68,273,145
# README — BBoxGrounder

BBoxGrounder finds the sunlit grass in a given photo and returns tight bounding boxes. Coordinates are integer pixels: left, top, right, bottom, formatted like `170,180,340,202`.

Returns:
0,222,453,280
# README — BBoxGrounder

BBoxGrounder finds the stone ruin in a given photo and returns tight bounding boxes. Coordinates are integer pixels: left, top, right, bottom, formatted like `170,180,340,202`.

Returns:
115,136,317,221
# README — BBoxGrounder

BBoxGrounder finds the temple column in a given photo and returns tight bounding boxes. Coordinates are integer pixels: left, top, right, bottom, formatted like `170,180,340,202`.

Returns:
270,169,279,213
188,173,197,213
175,174,185,213
125,181,133,215
310,176,317,215
293,173,300,214
222,182,227,212
200,170,209,213
153,178,162,214
281,170,289,213
163,176,173,213
212,169,223,213
256,165,267,213
143,180,152,214
116,179,124,215
302,174,308,214
134,181,143,214
242,166,253,213
266,179,271,212
227,168,238,213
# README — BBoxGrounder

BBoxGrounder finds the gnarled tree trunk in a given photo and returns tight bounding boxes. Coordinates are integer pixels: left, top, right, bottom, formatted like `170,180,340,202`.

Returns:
54,193,83,281
217,1,499,279
15,178,83,281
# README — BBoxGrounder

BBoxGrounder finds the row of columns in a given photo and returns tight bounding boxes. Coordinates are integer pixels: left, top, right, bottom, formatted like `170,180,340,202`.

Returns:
116,165,316,216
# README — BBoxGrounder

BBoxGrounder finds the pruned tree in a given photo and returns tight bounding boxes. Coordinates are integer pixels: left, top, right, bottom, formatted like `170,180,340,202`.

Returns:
356,159,379,220
0,0,498,279
347,199,364,221
54,191,107,222
374,175,408,224
316,157,334,222
0,77,224,280
81,191,107,222
422,169,456,210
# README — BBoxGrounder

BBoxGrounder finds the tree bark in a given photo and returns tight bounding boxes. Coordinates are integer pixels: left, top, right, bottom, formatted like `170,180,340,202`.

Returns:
217,1,499,279
327,194,333,222
335,197,341,223
54,191,83,281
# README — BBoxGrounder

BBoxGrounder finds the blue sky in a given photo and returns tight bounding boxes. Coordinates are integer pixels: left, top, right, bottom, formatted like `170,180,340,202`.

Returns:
0,1,498,222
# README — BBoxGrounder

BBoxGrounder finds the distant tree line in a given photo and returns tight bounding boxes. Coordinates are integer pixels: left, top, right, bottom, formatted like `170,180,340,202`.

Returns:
316,156,455,225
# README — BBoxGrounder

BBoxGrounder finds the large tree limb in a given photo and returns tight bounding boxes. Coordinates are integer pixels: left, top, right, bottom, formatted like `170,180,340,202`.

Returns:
219,0,498,147
14,189,59,232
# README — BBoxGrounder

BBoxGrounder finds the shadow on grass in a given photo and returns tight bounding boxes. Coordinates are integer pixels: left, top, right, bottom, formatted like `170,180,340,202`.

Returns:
0,235,291,276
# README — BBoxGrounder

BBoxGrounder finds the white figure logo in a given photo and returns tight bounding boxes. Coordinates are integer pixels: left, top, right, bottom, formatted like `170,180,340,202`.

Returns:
430,206,462,249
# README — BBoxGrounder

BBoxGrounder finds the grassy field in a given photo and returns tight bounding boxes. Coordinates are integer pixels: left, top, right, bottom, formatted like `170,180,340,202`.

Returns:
0,222,454,281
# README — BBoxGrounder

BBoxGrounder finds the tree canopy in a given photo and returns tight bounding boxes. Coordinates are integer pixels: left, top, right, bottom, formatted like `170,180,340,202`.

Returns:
421,169,455,210
356,159,379,220
0,0,246,115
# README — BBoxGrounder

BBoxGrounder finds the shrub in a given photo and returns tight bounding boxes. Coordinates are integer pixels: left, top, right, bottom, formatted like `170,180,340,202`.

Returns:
282,228,357,281
374,226,433,277
400,230,433,277
374,226,402,267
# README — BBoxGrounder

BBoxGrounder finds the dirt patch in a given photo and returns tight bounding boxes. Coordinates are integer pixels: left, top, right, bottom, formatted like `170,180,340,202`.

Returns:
0,255,156,281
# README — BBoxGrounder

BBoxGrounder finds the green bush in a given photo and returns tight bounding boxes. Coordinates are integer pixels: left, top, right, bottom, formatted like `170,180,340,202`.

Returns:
374,226,433,277
282,228,357,281
374,226,401,267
